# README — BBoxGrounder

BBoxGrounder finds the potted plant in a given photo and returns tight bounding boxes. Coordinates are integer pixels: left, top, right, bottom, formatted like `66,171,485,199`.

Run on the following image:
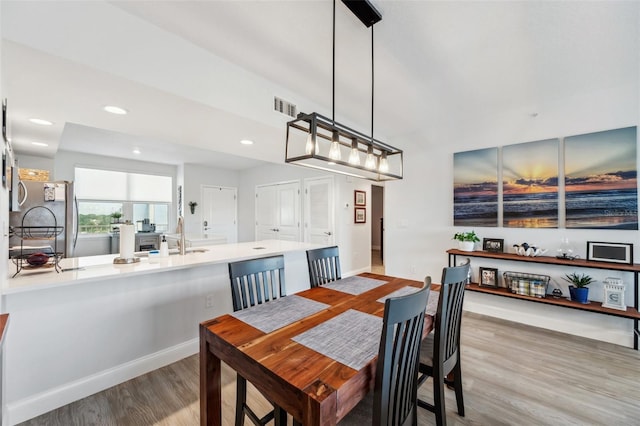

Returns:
562,273,594,304
453,230,480,252
188,201,198,214
110,211,122,224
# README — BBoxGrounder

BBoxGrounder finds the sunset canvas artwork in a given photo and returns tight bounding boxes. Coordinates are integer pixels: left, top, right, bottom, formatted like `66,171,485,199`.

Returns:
565,127,637,229
503,139,559,228
453,147,498,227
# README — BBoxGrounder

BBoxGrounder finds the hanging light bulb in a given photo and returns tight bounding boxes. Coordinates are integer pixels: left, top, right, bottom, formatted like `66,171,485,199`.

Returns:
365,145,376,169
348,138,360,165
305,133,318,155
378,151,389,173
328,130,341,160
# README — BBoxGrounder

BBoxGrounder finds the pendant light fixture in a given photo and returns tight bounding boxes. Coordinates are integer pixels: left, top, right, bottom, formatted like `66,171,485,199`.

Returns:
285,0,403,181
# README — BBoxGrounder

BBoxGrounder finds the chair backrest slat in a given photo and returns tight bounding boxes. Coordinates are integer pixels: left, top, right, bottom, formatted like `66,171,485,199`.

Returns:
434,261,470,374
229,255,286,312
374,283,430,426
306,246,341,287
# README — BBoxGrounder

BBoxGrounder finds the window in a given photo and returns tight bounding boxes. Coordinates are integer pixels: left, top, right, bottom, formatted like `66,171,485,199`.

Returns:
133,203,169,233
75,167,172,235
77,201,123,234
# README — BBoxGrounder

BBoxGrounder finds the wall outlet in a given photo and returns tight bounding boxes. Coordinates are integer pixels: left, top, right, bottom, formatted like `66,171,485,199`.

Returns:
410,265,416,274
205,294,214,309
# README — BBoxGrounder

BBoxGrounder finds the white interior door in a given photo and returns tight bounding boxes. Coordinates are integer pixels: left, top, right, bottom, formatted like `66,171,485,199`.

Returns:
201,185,237,243
276,182,301,241
256,185,278,240
304,176,335,245
255,181,301,241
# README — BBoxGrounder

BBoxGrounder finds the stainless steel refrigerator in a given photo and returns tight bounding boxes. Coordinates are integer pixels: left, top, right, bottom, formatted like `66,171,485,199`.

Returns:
9,181,77,258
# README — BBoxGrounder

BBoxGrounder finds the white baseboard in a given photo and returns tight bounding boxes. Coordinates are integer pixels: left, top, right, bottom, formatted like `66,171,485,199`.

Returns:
7,339,199,426
345,267,372,277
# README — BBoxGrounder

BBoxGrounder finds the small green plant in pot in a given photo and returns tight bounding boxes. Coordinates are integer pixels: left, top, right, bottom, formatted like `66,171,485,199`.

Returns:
562,273,594,304
110,211,122,224
453,230,480,252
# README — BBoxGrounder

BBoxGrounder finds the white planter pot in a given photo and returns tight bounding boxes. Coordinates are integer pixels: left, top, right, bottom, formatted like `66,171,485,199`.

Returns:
458,241,475,252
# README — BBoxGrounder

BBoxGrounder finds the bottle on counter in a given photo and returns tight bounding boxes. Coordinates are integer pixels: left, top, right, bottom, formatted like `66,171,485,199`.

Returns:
160,235,169,257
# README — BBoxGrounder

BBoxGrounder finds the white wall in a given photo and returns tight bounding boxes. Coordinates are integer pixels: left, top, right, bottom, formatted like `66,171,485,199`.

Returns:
181,163,239,234
385,84,639,347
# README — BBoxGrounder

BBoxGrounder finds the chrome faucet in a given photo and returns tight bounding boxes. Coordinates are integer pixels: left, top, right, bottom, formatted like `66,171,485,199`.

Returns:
177,215,186,255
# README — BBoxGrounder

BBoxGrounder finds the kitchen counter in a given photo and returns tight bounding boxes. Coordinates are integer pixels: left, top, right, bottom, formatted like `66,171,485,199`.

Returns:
1,239,326,425
5,239,319,294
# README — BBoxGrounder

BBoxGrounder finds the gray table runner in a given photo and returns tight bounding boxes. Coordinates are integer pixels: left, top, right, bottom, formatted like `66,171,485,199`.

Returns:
323,276,388,295
377,287,440,316
292,309,382,371
230,295,330,333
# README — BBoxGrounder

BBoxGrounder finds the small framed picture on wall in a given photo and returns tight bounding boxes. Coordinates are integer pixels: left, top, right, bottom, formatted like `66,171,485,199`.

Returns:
355,207,366,223
354,190,366,206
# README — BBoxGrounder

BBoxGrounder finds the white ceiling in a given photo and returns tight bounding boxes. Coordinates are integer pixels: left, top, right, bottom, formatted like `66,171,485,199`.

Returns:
2,1,638,170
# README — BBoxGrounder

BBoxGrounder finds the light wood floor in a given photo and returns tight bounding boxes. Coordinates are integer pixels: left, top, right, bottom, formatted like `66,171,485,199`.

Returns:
19,313,640,425
371,249,384,275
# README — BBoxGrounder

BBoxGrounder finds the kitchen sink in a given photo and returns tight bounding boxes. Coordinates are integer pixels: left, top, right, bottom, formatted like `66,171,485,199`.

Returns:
135,247,209,257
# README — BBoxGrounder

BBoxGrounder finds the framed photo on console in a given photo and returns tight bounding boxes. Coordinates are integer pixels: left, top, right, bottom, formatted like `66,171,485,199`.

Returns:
483,238,504,253
479,267,498,287
586,241,633,265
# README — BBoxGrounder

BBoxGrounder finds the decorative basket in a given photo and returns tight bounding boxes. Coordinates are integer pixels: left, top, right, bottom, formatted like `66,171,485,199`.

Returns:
503,271,550,298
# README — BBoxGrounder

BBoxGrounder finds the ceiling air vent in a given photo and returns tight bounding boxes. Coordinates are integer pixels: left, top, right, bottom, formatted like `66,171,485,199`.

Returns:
274,96,297,118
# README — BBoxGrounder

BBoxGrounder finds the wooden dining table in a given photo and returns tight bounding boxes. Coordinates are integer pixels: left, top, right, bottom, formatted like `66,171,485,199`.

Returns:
199,272,438,426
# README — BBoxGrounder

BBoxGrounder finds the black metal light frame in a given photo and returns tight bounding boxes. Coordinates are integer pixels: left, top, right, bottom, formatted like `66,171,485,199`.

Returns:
284,0,403,182
286,112,403,181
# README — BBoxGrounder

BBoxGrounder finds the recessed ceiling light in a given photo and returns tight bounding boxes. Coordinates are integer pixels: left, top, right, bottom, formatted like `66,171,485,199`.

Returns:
240,139,254,145
133,149,141,155
104,105,128,115
29,118,53,126
31,142,49,147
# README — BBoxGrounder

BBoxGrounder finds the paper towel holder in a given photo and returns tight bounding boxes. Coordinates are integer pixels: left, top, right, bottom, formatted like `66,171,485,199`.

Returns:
113,221,141,264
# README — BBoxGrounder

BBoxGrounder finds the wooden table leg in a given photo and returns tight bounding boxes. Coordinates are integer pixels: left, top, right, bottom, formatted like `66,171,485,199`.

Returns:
200,325,221,426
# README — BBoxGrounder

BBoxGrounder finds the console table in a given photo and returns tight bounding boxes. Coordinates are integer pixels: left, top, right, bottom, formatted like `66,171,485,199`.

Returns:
447,249,640,350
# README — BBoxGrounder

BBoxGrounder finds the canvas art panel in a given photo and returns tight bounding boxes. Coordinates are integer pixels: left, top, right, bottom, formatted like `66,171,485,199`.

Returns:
502,139,559,228
453,147,498,227
564,126,637,230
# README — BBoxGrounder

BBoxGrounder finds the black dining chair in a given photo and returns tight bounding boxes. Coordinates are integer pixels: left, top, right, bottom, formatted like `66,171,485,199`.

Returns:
417,261,471,426
339,283,431,426
228,255,288,426
306,246,341,287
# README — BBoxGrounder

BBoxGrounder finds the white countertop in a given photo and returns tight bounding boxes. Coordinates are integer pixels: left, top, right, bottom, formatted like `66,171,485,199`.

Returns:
5,240,322,295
